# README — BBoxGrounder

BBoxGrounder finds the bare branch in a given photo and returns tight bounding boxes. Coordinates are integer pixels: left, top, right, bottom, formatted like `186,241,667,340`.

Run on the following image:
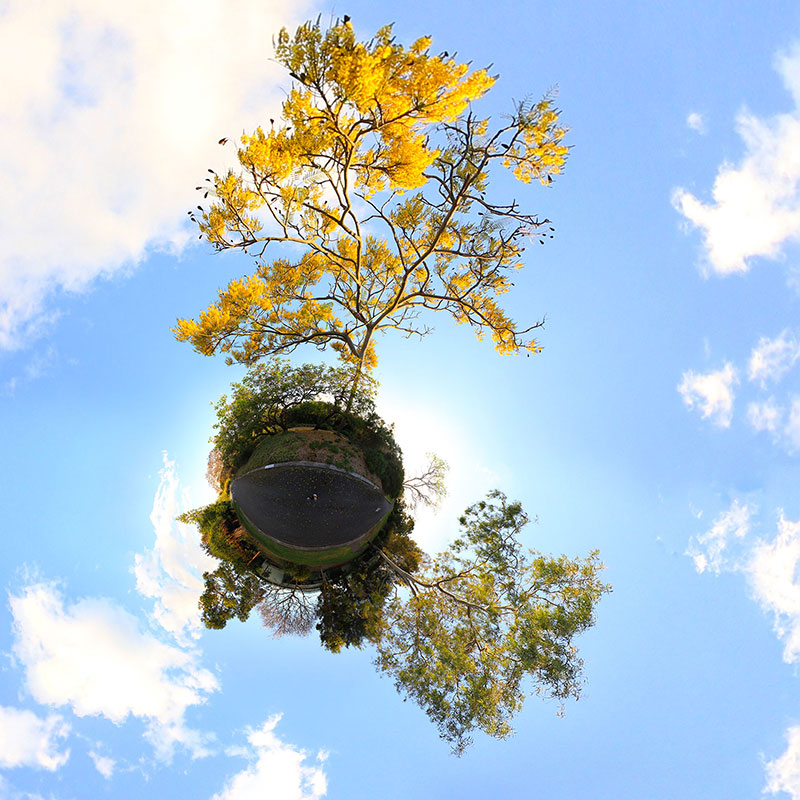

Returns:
258,583,317,637
403,452,449,510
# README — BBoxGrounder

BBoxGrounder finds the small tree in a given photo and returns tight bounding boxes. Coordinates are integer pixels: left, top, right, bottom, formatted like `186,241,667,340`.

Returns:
316,566,392,653
179,499,260,570
372,491,610,755
258,582,317,637
199,560,265,630
174,18,568,407
403,452,449,510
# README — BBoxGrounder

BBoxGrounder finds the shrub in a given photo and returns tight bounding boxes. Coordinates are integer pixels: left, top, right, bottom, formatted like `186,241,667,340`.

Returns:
179,499,260,569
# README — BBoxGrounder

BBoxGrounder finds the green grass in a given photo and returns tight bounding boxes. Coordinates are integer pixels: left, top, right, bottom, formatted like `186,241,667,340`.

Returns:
238,429,365,479
237,431,304,476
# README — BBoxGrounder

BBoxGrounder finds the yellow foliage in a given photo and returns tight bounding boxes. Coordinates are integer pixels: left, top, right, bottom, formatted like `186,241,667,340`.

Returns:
177,18,569,387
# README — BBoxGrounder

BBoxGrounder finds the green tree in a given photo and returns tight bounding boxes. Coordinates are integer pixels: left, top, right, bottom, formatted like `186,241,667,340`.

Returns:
174,18,568,408
179,499,260,570
199,561,265,630
316,502,423,652
372,491,610,755
316,566,392,653
206,359,405,497
208,359,377,481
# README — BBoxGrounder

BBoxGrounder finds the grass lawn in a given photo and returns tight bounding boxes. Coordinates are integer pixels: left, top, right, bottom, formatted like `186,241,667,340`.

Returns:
238,428,381,488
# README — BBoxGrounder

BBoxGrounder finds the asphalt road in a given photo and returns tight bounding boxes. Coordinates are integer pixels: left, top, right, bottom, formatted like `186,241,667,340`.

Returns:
231,464,392,548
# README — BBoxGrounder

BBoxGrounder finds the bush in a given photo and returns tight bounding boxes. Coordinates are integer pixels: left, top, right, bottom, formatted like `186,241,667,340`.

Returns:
179,499,259,569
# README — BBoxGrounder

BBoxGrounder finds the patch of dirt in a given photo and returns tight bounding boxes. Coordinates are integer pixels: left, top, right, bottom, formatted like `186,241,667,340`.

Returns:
289,428,382,489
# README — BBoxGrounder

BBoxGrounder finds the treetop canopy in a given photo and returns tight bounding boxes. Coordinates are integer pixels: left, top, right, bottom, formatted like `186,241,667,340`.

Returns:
175,18,568,396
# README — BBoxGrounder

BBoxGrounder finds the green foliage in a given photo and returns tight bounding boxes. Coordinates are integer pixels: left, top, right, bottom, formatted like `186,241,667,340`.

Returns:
334,407,404,498
373,501,422,571
285,562,313,583
211,361,404,496
316,501,422,653
210,359,377,476
374,490,611,755
364,448,391,486
178,499,259,570
316,564,393,653
199,560,265,629
281,400,345,429
236,430,304,474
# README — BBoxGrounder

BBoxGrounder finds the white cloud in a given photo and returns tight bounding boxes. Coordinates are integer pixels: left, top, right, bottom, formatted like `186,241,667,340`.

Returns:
749,330,800,386
673,44,800,275
2,346,60,396
788,264,800,297
686,500,751,574
784,397,800,452
677,363,738,427
0,0,315,349
9,580,218,761
766,726,800,798
134,454,217,642
0,706,70,771
212,715,327,800
686,111,706,134
689,507,800,797
0,775,49,800
689,507,800,662
740,332,800,450
747,514,800,663
87,749,115,779
748,398,783,434
749,396,800,451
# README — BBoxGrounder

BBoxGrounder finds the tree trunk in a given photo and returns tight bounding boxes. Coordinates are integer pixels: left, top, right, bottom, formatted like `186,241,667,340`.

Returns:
345,333,372,413
345,357,363,413
372,545,506,615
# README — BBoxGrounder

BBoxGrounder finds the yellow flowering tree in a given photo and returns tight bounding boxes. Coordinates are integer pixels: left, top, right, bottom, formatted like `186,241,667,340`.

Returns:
174,18,569,405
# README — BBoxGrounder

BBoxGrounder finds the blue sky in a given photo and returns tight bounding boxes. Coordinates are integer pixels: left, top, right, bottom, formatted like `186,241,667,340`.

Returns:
3,0,800,797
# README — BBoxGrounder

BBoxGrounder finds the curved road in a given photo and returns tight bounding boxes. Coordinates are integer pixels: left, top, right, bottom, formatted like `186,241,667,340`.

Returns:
231,463,392,549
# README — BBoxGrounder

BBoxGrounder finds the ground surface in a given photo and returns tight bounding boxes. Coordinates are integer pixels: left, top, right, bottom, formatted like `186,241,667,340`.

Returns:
237,427,384,490
231,463,392,549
